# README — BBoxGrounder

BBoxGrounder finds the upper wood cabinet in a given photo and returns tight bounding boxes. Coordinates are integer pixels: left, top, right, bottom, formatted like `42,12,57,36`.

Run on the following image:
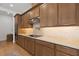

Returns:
15,3,79,29
32,3,38,7
15,14,21,34
40,3,58,27
47,3,58,26
58,4,76,25
29,9,35,18
34,6,40,17
40,4,48,27
40,3,79,27
21,12,32,28
76,4,79,25
29,6,40,18
15,14,22,27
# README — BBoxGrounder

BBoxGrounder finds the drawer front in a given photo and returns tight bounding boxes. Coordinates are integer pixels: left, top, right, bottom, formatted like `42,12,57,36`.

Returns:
56,44,78,56
35,39,54,48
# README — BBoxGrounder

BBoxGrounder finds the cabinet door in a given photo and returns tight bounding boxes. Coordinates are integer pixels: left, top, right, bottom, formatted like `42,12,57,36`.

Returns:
76,4,79,25
35,43,52,56
29,9,35,18
47,3,58,26
40,4,48,27
21,13,31,28
16,35,25,48
55,44,78,56
34,6,40,17
58,3,76,25
25,37,35,55
29,6,40,18
15,14,21,34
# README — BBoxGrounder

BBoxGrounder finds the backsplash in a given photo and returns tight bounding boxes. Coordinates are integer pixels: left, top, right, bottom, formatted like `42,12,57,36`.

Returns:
41,26,79,40
18,26,79,40
18,28,33,35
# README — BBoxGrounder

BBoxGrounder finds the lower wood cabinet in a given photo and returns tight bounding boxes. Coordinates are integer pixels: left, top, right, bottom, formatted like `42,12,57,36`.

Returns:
56,51,69,56
24,37,35,55
35,40,54,56
55,44,79,56
16,35,25,48
35,43,53,56
16,35,79,56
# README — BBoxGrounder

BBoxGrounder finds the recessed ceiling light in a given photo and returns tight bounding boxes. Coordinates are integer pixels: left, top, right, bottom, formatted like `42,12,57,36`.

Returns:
10,4,14,7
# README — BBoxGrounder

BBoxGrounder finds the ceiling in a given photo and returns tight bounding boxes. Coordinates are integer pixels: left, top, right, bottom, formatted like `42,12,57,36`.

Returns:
0,3,32,15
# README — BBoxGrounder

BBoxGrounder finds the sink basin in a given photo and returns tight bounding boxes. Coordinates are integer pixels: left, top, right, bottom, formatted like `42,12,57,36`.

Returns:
29,35,42,37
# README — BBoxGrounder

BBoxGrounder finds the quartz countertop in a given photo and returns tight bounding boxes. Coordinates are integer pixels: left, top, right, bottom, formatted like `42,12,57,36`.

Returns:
18,34,79,50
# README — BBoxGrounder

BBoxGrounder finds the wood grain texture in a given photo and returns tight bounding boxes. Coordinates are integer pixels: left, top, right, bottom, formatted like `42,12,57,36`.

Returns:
25,37,35,55
55,44,78,56
58,3,76,25
40,4,48,27
35,40,54,56
47,3,58,26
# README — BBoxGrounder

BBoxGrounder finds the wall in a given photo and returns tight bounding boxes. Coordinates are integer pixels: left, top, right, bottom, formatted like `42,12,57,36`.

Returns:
0,15,13,41
41,26,79,40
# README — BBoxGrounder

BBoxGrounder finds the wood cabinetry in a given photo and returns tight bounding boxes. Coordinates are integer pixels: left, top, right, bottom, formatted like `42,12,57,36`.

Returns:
15,14,21,35
29,6,40,18
40,4,48,27
76,4,79,25
47,3,58,26
56,51,69,56
40,3,58,27
35,40,54,56
16,35,25,48
58,3,76,25
21,12,32,28
15,3,79,29
15,14,21,26
16,35,79,56
55,44,79,56
25,37,35,55
39,3,79,27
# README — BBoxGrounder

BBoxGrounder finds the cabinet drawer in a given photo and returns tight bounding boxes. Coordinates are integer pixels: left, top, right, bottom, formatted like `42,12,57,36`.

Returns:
35,39,54,48
56,44,78,56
